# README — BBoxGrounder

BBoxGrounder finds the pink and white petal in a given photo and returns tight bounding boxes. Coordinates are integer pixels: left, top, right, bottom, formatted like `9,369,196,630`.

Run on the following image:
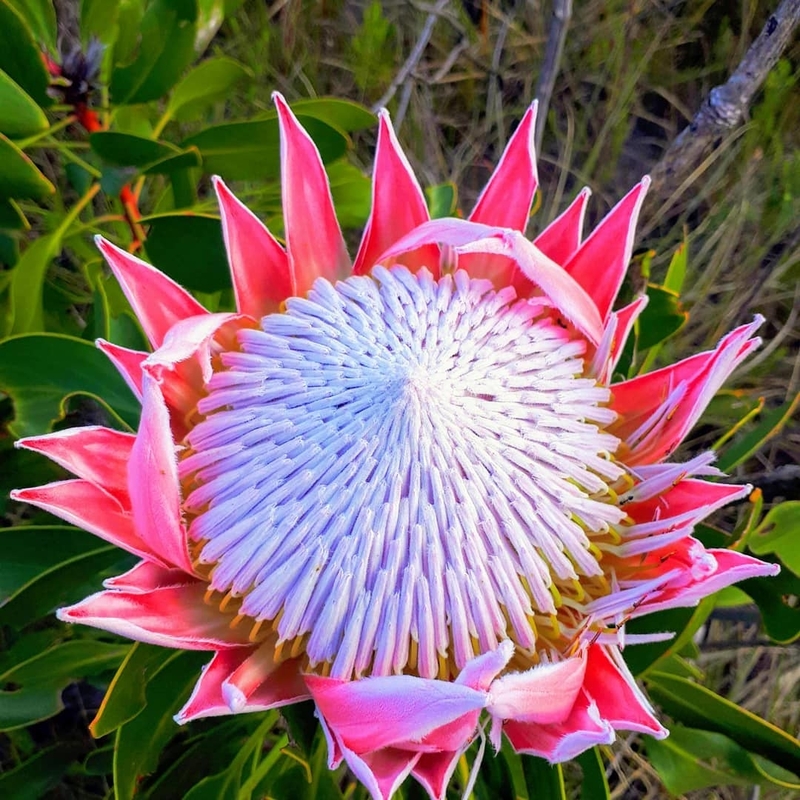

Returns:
583,646,667,736
9,480,159,563
129,373,193,573
563,179,649,320
456,640,514,691
637,547,780,616
486,651,586,725
626,479,750,528
221,644,309,712
503,690,615,763
611,317,763,463
378,220,604,345
176,647,255,723
274,93,350,294
96,237,208,349
412,750,465,800
533,188,591,265
104,560,196,594
15,426,134,503
590,294,648,381
353,110,437,276
213,176,292,318
306,673,486,754
469,103,538,231
58,582,254,649
96,339,146,400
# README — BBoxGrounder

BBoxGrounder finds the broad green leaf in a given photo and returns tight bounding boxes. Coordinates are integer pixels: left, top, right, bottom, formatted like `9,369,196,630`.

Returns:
0,230,19,265
718,393,800,471
0,639,128,684
623,606,696,676
0,446,62,517
289,98,376,133
182,115,348,181
0,68,49,137
0,542,129,629
636,283,688,350
327,159,371,228
90,131,181,167
195,0,229,55
81,0,122,43
6,0,57,53
522,758,566,799
646,671,800,776
0,0,50,106
426,182,457,219
646,725,799,794
168,56,252,121
0,197,27,229
282,700,319,758
0,333,141,437
113,650,208,800
576,747,610,799
748,502,800,574
144,213,229,292
0,683,64,731
8,232,59,334
110,0,198,104
0,133,55,200
142,145,202,175
0,525,103,602
0,743,83,798
739,559,800,644
91,643,171,737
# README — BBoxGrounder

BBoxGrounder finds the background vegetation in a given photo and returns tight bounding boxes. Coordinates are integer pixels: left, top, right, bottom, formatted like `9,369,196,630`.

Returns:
0,1,798,798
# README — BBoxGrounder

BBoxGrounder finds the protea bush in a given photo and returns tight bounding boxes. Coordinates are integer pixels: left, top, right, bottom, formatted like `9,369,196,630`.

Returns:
10,97,784,799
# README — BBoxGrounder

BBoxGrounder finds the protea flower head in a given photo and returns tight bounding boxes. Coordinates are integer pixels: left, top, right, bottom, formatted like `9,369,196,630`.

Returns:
13,94,778,800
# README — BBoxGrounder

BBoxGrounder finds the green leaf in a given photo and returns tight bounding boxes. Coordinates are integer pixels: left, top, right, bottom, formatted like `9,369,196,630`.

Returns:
576,747,610,799
622,606,696,676
327,160,371,228
168,56,252,121
6,0,57,53
0,525,104,603
281,700,318,758
0,683,64,731
738,559,800,644
289,98,376,133
663,239,687,294
718,393,800,471
749,502,800,574
636,283,688,350
0,0,50,106
0,333,141,437
195,0,229,56
426,182,457,219
91,643,171,738
110,0,198,104
646,725,800,794
113,650,208,800
0,639,129,685
144,213,229,293
0,743,84,799
81,0,122,43
0,132,55,200
0,197,28,229
0,68,49,137
182,115,348,181
90,131,181,167
522,758,566,799
646,671,800,776
141,146,202,175
8,232,59,334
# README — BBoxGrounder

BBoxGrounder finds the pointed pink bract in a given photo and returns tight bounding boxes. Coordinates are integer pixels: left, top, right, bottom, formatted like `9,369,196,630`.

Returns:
274,93,350,294
96,339,146,400
96,237,208,348
213,176,292,317
534,188,591,265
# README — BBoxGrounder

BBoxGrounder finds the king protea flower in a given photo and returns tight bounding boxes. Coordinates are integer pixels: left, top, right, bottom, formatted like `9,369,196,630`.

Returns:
12,94,778,800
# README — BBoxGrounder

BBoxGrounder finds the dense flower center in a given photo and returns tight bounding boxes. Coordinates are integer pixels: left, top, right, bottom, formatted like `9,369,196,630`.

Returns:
180,267,628,679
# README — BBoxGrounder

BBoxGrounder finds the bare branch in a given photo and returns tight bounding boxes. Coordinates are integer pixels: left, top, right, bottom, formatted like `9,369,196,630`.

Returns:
534,0,573,153
371,0,451,115
648,0,800,203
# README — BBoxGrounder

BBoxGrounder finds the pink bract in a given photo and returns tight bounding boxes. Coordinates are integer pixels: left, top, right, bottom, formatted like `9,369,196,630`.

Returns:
12,94,778,800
